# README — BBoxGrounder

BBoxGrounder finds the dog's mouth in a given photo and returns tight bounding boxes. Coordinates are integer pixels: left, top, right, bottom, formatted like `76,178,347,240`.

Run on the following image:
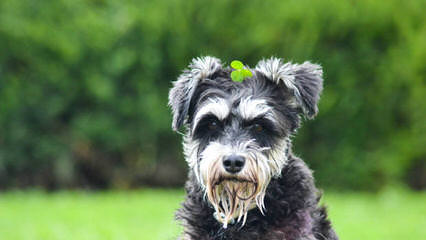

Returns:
214,177,258,200
213,176,256,186
206,176,263,228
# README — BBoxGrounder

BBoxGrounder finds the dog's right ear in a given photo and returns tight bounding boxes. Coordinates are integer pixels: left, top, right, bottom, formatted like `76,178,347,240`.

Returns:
168,56,223,131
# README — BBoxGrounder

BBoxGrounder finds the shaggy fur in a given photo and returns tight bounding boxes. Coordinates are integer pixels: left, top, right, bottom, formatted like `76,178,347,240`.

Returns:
169,56,338,240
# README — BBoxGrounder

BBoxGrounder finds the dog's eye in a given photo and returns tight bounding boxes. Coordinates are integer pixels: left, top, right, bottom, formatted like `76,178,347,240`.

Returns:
252,123,263,133
193,114,222,138
208,120,219,131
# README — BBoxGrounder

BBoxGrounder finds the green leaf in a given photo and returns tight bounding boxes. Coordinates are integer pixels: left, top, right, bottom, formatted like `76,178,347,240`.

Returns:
242,69,253,77
230,60,252,82
231,60,244,70
231,70,244,82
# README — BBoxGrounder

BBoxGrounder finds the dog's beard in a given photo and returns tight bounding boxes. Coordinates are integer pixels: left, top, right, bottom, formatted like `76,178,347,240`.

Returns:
207,178,261,228
202,150,271,228
195,140,289,228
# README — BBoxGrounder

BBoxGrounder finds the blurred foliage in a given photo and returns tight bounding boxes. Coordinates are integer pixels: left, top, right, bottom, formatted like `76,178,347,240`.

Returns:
0,0,425,190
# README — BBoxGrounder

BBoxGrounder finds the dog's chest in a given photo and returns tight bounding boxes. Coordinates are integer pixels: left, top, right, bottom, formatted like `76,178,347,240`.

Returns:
211,211,315,240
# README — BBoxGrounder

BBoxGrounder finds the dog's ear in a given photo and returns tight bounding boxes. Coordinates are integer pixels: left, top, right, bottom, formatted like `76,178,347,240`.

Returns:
168,56,223,131
255,57,323,119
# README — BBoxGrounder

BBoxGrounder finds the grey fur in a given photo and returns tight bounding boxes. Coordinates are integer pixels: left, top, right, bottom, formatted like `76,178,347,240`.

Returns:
255,58,323,118
169,56,223,130
169,56,337,240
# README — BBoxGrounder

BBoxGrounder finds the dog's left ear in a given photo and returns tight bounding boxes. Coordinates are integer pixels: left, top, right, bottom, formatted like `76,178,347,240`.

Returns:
168,56,223,131
255,58,323,119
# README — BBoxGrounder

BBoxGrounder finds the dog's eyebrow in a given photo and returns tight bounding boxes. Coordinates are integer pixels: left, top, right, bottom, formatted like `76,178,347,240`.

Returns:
238,97,274,121
192,98,230,132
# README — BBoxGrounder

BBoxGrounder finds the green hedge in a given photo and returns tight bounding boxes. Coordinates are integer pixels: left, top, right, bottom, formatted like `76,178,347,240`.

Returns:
0,0,425,190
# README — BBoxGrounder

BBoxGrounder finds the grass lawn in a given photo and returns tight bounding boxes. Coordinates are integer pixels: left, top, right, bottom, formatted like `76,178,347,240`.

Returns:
0,188,424,240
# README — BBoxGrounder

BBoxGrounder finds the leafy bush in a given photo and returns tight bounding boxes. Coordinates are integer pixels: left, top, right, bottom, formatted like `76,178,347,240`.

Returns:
0,0,424,190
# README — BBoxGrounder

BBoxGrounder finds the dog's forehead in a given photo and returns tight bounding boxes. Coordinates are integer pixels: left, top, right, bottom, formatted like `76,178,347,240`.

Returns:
229,88,269,106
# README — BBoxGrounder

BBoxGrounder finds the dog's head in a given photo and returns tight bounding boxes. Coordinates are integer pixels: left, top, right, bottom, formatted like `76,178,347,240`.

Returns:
169,56,323,227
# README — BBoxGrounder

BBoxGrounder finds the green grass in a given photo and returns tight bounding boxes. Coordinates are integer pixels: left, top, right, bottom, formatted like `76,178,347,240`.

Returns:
323,188,426,240
0,188,424,240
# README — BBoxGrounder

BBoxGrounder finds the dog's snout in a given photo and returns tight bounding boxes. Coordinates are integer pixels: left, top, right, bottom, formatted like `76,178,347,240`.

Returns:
223,155,245,174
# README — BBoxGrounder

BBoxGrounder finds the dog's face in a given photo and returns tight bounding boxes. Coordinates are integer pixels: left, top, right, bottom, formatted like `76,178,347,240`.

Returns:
169,56,323,228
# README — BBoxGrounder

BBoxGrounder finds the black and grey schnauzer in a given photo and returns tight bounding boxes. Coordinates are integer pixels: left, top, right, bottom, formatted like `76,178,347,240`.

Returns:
168,56,338,240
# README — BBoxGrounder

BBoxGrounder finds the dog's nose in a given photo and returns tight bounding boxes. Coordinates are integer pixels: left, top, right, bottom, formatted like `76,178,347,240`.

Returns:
223,155,245,174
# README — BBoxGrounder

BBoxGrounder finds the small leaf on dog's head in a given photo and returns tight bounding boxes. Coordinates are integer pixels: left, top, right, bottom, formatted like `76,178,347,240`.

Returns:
231,71,244,82
230,60,252,82
242,69,253,78
231,60,244,70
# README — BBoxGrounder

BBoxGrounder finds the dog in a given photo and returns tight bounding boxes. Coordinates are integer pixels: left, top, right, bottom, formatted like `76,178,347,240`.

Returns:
168,56,338,240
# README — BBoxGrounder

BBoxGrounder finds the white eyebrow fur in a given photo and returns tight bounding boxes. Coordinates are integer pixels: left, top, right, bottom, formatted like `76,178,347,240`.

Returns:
238,97,274,121
192,98,230,132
